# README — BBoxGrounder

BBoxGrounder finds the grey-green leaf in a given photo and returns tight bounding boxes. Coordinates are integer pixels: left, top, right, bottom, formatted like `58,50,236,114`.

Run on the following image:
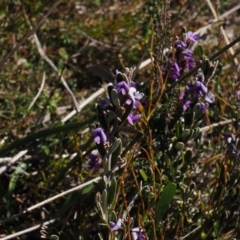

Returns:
107,177,117,206
155,182,176,223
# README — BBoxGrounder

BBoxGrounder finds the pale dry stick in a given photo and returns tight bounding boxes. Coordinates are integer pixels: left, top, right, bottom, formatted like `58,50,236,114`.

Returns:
195,3,240,36
22,9,80,112
61,58,153,123
0,153,76,165
199,118,236,133
0,160,126,226
0,218,57,240
0,0,61,69
180,225,202,240
61,86,106,123
79,29,112,48
0,150,28,175
205,0,239,65
0,176,101,226
0,157,12,164
28,71,46,111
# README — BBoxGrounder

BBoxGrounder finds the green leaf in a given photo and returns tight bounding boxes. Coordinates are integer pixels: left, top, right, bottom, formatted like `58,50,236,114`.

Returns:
0,117,94,156
181,129,190,140
202,59,210,76
197,44,204,58
175,142,184,151
107,138,121,157
101,189,108,217
110,138,122,168
140,169,148,181
184,149,192,163
58,48,69,60
155,182,176,223
8,163,27,194
96,104,108,130
110,88,120,107
175,120,182,139
107,177,117,206
107,111,117,125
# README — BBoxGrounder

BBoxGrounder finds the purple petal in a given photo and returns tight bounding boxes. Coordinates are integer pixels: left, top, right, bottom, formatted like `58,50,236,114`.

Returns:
237,90,240,101
92,128,107,144
88,154,99,170
199,103,208,113
183,100,191,111
179,92,185,100
195,72,205,82
175,40,187,49
187,81,207,95
205,93,215,103
130,81,136,87
183,49,193,57
110,218,122,231
98,97,110,109
186,31,200,42
128,87,137,103
184,56,195,70
127,113,140,125
169,62,180,80
134,91,144,101
131,228,145,240
116,81,129,95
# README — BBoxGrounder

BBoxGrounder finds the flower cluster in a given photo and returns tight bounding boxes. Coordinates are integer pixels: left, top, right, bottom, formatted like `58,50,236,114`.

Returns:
179,71,215,113
87,68,144,169
163,30,215,113
164,31,199,81
109,219,146,240
103,69,143,122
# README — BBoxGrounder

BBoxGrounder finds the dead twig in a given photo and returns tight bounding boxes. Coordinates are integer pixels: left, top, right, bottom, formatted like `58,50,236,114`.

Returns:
0,0,61,69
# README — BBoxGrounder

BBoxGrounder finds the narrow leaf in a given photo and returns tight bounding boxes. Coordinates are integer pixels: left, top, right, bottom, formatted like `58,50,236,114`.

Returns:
155,182,176,223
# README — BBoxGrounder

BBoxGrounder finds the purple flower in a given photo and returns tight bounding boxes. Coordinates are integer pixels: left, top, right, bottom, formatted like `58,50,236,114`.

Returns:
130,81,136,88
223,133,236,144
183,100,192,112
199,103,208,113
128,86,137,103
169,62,180,80
115,80,137,104
195,72,205,82
184,56,195,70
116,81,130,95
134,91,144,101
131,227,145,240
175,40,187,49
127,113,140,125
205,92,215,103
92,127,107,144
186,31,200,42
223,133,237,152
126,91,144,108
183,49,193,57
187,81,207,96
110,218,122,232
179,92,185,100
88,154,99,170
237,90,240,101
98,97,110,109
